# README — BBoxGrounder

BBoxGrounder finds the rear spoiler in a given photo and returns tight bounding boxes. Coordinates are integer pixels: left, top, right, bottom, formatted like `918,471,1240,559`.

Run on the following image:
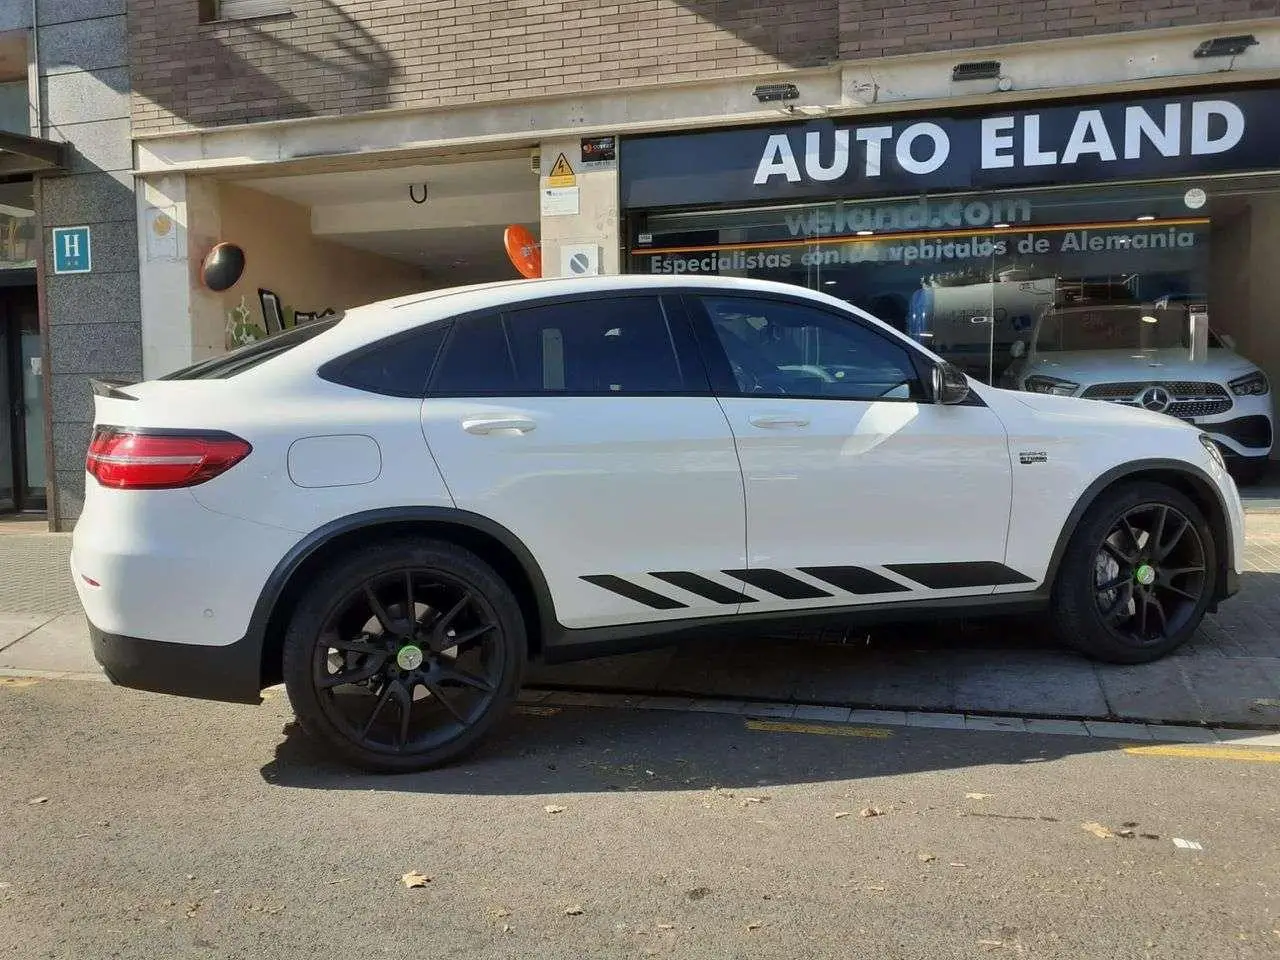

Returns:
90,377,139,401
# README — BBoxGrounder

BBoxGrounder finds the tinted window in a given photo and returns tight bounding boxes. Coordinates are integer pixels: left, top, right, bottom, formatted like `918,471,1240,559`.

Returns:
161,317,342,380
430,296,700,396
699,296,924,401
320,322,450,398
431,313,518,395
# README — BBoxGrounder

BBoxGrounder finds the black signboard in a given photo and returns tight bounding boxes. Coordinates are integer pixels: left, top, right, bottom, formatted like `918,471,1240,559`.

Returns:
581,135,617,164
620,87,1280,209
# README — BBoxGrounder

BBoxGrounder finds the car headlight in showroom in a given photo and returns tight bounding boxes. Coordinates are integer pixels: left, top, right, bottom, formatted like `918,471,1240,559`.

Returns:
1199,433,1227,470
1024,375,1080,396
1228,371,1270,396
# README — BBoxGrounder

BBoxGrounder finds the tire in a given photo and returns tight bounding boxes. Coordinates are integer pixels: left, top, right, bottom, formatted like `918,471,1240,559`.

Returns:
282,538,526,773
1050,481,1216,664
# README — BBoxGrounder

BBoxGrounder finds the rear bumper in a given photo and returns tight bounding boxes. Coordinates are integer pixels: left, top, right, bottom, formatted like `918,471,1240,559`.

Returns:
89,621,262,705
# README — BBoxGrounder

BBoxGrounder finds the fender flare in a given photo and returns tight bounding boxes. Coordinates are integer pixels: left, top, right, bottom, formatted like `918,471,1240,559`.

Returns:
1039,458,1234,598
245,507,559,676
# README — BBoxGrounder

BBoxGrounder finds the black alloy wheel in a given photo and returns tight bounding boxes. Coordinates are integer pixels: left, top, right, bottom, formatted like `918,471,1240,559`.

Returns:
1051,482,1216,664
283,541,525,772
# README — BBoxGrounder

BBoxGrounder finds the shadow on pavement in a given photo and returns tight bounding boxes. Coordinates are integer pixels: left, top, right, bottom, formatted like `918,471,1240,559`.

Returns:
261,697,1121,798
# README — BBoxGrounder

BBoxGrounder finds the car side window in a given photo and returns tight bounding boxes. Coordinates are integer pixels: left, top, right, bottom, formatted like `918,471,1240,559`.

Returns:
697,296,926,401
319,322,450,398
430,296,704,396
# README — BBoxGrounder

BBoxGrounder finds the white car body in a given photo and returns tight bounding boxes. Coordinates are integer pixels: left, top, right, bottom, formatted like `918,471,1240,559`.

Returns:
69,275,1245,757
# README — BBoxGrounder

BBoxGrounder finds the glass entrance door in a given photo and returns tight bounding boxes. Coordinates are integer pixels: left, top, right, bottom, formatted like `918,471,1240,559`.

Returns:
0,286,43,512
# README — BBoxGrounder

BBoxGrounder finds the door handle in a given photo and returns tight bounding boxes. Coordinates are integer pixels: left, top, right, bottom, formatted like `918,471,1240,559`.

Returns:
748,414,810,429
462,416,537,435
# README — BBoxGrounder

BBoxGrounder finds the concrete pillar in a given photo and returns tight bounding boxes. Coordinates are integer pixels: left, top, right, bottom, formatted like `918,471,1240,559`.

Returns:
137,173,224,379
538,137,620,279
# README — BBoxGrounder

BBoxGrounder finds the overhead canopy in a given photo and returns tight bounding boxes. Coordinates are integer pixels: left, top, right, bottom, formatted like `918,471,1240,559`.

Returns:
0,130,69,176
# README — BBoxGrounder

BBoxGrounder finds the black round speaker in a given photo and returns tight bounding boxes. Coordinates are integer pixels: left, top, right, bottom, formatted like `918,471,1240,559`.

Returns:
201,242,246,292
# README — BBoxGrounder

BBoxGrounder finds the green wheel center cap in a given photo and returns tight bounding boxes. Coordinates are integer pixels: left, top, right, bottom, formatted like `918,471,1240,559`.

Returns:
396,644,425,671
1134,564,1156,586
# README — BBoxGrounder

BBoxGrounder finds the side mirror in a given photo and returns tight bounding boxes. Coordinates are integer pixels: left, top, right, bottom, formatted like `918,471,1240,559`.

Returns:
931,361,971,405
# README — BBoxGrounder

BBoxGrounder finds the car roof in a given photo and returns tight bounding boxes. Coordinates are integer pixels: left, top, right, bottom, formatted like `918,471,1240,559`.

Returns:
337,274,851,340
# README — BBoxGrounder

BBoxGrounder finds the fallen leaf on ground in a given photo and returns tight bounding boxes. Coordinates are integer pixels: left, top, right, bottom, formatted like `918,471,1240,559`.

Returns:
656,923,675,930
502,923,513,933
742,796,764,805
543,804,566,815
860,806,884,818
979,939,1005,950
746,921,763,931
564,905,584,916
400,872,432,889
917,853,936,863
965,793,993,800
185,902,200,918
492,908,511,918
865,885,887,892
949,862,968,868
1082,821,1115,839
834,811,852,820
27,797,48,805
1117,829,1136,839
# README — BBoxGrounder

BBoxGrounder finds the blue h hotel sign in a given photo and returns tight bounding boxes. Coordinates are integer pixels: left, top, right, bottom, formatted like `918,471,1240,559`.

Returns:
52,226,92,274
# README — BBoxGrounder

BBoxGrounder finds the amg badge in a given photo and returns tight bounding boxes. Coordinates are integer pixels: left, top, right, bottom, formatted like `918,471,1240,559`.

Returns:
1019,451,1048,465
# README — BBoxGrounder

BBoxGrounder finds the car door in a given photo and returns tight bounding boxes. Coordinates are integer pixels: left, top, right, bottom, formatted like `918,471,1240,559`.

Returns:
420,292,749,631
685,291,1020,615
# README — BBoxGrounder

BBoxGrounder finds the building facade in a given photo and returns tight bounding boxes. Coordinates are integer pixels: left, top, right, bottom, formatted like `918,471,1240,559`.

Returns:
24,1,1280,527
0,0,138,530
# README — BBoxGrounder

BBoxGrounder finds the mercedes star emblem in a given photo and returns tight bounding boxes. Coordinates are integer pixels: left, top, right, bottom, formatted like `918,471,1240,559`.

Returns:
1138,386,1173,413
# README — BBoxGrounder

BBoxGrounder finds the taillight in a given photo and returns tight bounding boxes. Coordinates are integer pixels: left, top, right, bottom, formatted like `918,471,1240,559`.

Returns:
86,427,252,490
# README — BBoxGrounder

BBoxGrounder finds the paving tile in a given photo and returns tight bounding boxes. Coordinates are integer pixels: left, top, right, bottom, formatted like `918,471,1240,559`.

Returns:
1211,730,1280,747
1023,718,1091,737
964,715,1028,732
0,615,94,673
792,704,853,723
846,708,909,727
951,650,1108,716
1146,724,1218,743
1094,660,1201,724
0,615,51,651
739,701,798,720
1084,720,1154,740
905,711,966,729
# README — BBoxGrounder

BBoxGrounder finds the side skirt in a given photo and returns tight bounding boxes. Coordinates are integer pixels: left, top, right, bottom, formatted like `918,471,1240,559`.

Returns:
539,591,1049,665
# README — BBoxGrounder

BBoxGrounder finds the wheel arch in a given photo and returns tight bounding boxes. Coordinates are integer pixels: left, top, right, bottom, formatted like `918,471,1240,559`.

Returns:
1043,459,1234,605
251,508,557,690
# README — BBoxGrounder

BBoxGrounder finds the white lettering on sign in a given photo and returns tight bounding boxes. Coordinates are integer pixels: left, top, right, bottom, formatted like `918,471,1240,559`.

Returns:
751,98,1251,187
1190,100,1244,155
896,122,950,175
62,233,81,259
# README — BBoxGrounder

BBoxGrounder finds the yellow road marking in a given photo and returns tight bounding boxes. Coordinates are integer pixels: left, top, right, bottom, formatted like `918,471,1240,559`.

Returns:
1123,744,1280,764
0,677,39,688
745,719,893,739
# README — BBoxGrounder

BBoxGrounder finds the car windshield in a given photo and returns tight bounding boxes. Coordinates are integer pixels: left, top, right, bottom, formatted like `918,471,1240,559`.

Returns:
1032,303,1220,352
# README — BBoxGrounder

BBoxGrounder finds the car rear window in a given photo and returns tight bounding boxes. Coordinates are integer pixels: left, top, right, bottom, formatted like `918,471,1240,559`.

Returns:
159,317,342,380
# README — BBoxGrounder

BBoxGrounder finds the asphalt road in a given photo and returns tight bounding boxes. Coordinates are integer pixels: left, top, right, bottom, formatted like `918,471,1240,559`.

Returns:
1,680,1278,960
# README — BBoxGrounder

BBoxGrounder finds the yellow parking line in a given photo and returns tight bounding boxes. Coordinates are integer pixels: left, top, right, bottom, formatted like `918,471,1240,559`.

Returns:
745,719,894,739
1123,744,1280,764
0,676,40,688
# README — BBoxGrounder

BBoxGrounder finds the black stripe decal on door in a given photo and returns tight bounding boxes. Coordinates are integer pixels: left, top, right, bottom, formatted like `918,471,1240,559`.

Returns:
649,572,756,605
722,569,832,600
580,575,687,610
885,562,1035,589
798,566,911,595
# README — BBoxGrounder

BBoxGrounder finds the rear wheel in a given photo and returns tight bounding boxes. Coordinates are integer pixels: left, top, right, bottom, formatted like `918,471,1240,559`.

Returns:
1051,482,1216,664
282,539,526,772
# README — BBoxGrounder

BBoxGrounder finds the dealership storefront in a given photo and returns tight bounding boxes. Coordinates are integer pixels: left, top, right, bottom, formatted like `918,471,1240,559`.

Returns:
620,83,1280,477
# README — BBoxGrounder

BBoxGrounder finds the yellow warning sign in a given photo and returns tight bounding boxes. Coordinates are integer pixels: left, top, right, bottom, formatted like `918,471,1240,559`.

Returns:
546,152,576,187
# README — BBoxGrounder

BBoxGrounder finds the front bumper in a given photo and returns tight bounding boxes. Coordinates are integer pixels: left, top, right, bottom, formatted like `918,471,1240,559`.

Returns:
89,621,263,704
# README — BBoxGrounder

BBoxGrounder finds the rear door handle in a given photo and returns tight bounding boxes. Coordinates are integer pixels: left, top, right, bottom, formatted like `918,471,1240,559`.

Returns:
462,416,537,435
748,414,810,429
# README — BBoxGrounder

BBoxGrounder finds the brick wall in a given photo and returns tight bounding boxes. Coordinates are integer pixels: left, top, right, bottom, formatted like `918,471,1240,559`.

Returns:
130,0,1278,134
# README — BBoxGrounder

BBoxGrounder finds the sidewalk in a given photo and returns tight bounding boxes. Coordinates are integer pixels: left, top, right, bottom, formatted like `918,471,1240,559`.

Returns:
3,517,1280,729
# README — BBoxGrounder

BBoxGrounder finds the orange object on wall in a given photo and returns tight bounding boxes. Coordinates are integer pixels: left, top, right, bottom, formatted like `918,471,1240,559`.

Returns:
504,225,541,279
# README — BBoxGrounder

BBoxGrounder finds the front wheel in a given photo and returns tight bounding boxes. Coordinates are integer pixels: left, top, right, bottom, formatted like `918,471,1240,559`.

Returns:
1051,482,1216,664
282,539,526,772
